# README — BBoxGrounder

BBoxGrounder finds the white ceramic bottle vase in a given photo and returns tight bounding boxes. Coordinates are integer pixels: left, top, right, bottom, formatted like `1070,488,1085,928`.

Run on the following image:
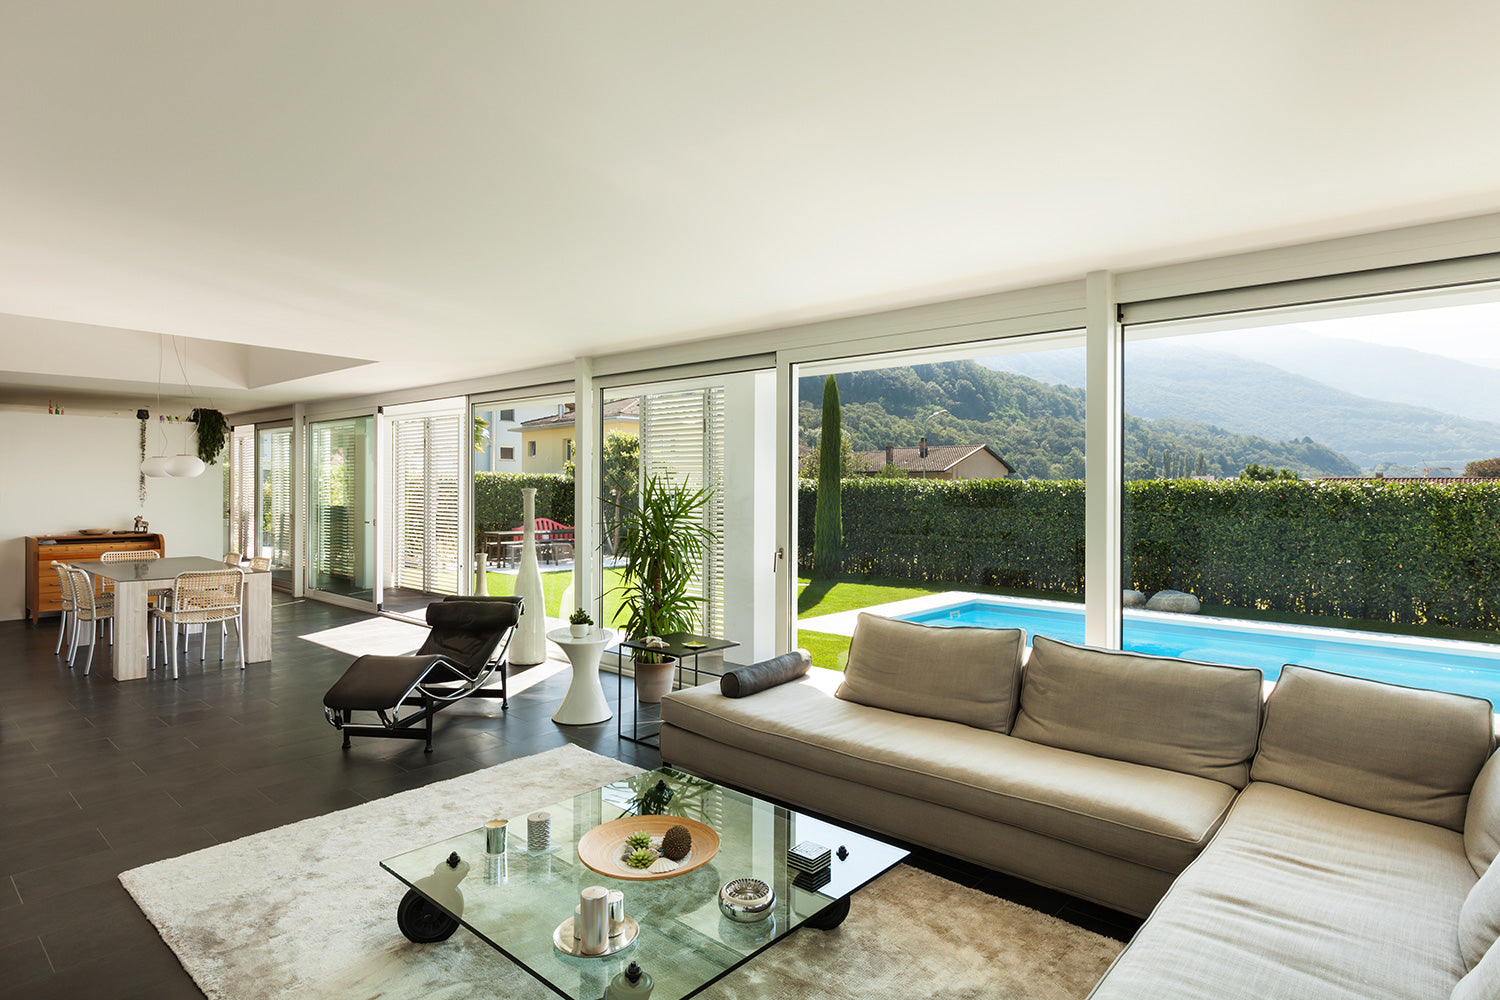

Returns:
509,487,547,665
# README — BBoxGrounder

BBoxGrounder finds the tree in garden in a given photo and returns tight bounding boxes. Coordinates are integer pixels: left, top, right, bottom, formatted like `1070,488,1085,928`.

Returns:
813,374,844,577
601,431,641,554
1464,457,1500,477
1240,463,1300,481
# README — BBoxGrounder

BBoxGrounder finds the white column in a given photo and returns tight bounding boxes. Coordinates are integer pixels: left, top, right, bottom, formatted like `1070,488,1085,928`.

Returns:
291,403,306,598
1084,270,1122,648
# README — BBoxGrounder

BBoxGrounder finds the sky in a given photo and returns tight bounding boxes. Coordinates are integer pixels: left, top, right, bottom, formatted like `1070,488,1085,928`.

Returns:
1259,299,1500,368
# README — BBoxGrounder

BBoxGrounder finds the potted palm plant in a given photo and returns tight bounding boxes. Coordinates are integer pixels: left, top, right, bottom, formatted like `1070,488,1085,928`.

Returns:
607,472,716,703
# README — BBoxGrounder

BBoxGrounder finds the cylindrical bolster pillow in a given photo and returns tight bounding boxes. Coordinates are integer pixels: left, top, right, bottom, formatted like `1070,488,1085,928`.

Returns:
721,649,812,698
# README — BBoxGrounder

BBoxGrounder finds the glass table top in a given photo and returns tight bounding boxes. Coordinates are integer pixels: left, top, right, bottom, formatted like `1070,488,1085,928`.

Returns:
381,768,908,1000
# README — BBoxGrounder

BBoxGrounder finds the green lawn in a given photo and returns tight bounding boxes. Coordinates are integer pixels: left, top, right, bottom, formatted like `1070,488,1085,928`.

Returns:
795,573,1076,670
484,567,630,628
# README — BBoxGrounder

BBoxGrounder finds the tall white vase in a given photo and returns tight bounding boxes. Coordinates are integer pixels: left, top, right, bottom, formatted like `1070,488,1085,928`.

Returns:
509,488,547,665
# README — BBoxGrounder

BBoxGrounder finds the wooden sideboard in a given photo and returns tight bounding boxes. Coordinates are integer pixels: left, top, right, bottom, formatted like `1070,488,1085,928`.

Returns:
25,532,166,624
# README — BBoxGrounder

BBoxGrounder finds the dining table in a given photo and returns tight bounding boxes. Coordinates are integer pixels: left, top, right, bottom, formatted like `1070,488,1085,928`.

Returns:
68,556,272,681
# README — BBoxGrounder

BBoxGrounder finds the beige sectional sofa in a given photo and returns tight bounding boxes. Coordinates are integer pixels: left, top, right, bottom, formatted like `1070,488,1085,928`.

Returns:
659,613,1500,1000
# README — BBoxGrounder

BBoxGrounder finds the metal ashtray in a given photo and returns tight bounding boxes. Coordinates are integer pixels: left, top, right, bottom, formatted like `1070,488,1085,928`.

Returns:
718,877,775,922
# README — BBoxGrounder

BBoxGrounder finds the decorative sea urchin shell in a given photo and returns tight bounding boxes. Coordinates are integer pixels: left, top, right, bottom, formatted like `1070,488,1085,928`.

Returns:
660,824,692,862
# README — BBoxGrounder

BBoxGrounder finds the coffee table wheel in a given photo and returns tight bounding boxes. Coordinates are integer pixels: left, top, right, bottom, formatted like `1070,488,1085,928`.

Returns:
804,895,850,930
397,889,460,943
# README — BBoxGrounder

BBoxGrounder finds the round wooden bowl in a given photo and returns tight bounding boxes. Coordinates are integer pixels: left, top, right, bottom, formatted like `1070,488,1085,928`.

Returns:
577,815,720,881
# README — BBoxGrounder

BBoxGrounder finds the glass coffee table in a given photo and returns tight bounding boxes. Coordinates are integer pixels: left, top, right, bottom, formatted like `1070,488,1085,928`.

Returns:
381,768,908,1000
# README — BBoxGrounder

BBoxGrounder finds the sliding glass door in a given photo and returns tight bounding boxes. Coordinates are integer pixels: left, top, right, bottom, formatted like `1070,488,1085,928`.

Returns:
307,414,380,609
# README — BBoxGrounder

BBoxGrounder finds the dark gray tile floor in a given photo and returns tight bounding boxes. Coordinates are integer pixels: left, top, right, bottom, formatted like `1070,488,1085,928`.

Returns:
0,598,1137,998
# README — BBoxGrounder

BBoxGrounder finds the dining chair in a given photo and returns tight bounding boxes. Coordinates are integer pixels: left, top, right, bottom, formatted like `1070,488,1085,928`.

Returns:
64,566,114,674
250,556,271,572
223,552,242,566
50,561,75,656
101,547,175,654
152,569,245,679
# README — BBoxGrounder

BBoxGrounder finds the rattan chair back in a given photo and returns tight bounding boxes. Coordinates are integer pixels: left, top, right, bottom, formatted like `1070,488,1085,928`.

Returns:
249,556,271,572
51,561,75,610
170,570,244,625
223,552,242,566
100,550,160,562
65,567,113,620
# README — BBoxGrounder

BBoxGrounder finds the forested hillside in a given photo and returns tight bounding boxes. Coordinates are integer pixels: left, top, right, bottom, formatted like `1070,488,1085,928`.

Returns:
799,361,1360,480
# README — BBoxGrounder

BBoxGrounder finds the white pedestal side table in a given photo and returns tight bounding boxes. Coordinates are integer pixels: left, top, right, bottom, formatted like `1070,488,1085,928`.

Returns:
547,627,616,725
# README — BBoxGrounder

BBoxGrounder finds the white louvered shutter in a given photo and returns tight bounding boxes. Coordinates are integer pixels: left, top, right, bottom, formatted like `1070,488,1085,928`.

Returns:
639,388,726,636
391,414,462,595
428,413,462,595
228,428,255,556
259,428,293,570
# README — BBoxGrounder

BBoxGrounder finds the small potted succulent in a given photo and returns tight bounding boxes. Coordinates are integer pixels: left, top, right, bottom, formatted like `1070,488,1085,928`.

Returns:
569,607,594,638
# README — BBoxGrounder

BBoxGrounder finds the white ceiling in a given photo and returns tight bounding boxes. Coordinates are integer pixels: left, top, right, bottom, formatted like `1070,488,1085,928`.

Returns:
2,2,1499,410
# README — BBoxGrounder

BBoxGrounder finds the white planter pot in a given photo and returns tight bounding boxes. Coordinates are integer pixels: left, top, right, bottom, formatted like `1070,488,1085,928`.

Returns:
569,623,589,638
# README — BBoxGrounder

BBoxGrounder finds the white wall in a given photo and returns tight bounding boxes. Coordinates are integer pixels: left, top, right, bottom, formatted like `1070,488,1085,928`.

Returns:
0,411,225,621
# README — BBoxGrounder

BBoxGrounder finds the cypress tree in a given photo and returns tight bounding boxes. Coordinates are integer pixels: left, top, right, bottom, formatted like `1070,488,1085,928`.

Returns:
813,374,844,577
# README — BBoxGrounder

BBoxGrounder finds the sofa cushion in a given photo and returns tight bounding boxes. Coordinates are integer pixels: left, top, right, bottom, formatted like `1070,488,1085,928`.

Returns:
1453,940,1500,1000
1087,782,1476,1000
835,613,1024,733
666,668,1236,874
1461,859,1500,971
1251,665,1495,832
1467,750,1500,877
1011,636,1263,788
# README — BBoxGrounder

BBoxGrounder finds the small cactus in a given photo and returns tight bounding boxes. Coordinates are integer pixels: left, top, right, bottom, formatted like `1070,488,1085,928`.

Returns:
624,847,657,870
625,830,652,851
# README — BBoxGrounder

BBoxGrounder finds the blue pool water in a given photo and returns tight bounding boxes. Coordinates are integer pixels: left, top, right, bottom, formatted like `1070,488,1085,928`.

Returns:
898,598,1500,707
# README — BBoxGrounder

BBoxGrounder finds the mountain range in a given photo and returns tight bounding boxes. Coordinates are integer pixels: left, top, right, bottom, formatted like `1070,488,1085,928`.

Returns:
984,333,1500,472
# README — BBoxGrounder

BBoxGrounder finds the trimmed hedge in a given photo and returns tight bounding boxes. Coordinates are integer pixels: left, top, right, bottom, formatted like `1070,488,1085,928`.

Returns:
799,477,1500,631
474,473,574,550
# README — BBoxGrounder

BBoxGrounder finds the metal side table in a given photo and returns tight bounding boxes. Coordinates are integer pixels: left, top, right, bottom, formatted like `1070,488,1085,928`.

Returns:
616,632,739,747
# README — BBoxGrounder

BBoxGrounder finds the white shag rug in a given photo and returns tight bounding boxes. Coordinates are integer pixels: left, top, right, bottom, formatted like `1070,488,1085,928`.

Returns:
122,745,1121,999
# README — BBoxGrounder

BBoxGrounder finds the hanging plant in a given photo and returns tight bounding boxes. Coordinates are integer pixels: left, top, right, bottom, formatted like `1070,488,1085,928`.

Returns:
190,407,229,465
138,417,148,506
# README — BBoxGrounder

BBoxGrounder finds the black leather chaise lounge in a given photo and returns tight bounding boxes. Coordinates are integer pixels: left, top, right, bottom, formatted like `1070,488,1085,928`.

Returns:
323,596,521,752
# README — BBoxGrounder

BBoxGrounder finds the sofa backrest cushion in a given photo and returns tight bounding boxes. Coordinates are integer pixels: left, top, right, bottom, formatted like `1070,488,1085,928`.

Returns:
835,613,1024,733
1011,636,1263,787
1461,857,1500,971
1468,750,1500,877
1251,665,1495,832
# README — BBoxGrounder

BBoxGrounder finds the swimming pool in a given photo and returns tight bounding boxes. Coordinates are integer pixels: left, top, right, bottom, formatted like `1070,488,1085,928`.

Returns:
898,596,1500,706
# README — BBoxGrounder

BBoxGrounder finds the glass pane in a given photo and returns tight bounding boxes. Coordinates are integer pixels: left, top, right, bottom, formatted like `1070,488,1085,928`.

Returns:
1122,293,1500,702
256,426,294,589
308,415,376,601
795,335,1086,671
471,396,576,615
